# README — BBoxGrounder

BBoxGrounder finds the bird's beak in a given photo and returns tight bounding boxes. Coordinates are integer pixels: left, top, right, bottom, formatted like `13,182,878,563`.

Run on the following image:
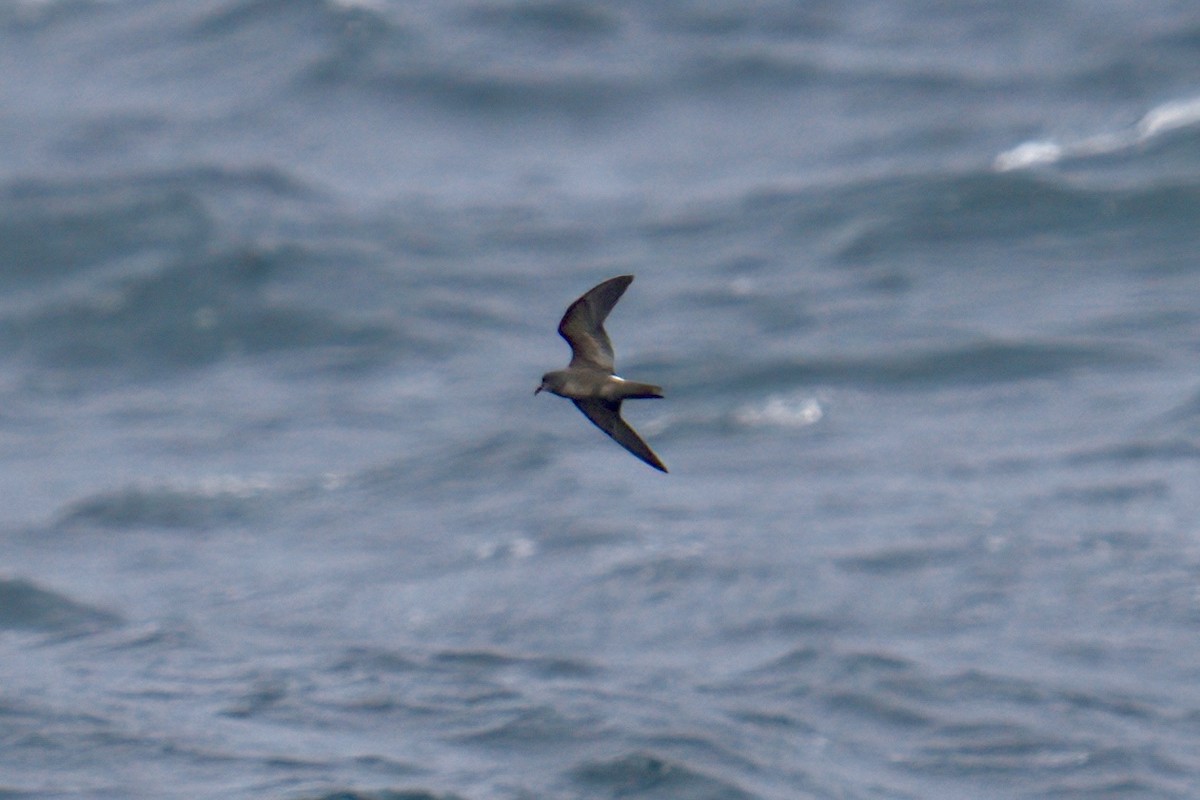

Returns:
534,384,543,395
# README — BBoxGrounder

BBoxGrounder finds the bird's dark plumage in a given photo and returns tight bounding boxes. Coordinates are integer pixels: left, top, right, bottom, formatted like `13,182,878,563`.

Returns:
536,275,668,472
573,398,668,473
558,274,631,372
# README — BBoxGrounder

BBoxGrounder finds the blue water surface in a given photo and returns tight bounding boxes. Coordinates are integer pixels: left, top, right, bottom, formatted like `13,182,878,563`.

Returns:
2,1,1200,798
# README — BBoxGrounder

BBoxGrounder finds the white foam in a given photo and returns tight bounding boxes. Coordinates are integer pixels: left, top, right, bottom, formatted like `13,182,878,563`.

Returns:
993,141,1064,171
734,395,823,429
994,96,1200,171
1137,97,1200,140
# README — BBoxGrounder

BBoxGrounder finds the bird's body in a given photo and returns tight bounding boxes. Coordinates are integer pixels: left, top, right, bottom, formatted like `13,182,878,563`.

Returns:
538,369,661,403
535,275,668,472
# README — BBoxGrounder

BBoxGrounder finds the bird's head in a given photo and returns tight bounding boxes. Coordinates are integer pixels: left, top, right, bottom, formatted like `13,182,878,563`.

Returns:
535,371,564,396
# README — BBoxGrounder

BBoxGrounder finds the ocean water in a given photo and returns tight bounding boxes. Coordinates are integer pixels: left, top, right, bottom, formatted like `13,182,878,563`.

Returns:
2,1,1200,798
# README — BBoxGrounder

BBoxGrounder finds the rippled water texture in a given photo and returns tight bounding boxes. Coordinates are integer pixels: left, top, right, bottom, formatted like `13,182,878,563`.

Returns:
2,1,1200,798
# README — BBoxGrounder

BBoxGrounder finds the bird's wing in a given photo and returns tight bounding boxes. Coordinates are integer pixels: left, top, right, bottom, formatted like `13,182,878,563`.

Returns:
558,275,633,372
573,399,668,473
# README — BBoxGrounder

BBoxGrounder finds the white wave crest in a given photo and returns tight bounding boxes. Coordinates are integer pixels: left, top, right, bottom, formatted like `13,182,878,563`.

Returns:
994,96,1200,171
734,394,823,429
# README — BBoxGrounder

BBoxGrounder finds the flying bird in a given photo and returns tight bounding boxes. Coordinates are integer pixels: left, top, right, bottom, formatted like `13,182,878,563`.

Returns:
535,275,668,472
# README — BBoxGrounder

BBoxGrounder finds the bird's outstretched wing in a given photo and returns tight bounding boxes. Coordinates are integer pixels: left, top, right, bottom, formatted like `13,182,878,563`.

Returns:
573,398,668,473
558,275,633,372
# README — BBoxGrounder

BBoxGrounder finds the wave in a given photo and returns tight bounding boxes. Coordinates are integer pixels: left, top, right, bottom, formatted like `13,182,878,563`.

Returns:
0,166,309,300
698,340,1150,396
835,539,972,576
995,95,1200,170
0,577,121,634
184,0,1007,120
56,475,279,530
0,248,402,382
733,393,823,429
831,171,1200,267
571,751,757,800
222,0,653,117
0,169,413,385
298,793,461,800
453,705,600,747
640,163,1200,281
